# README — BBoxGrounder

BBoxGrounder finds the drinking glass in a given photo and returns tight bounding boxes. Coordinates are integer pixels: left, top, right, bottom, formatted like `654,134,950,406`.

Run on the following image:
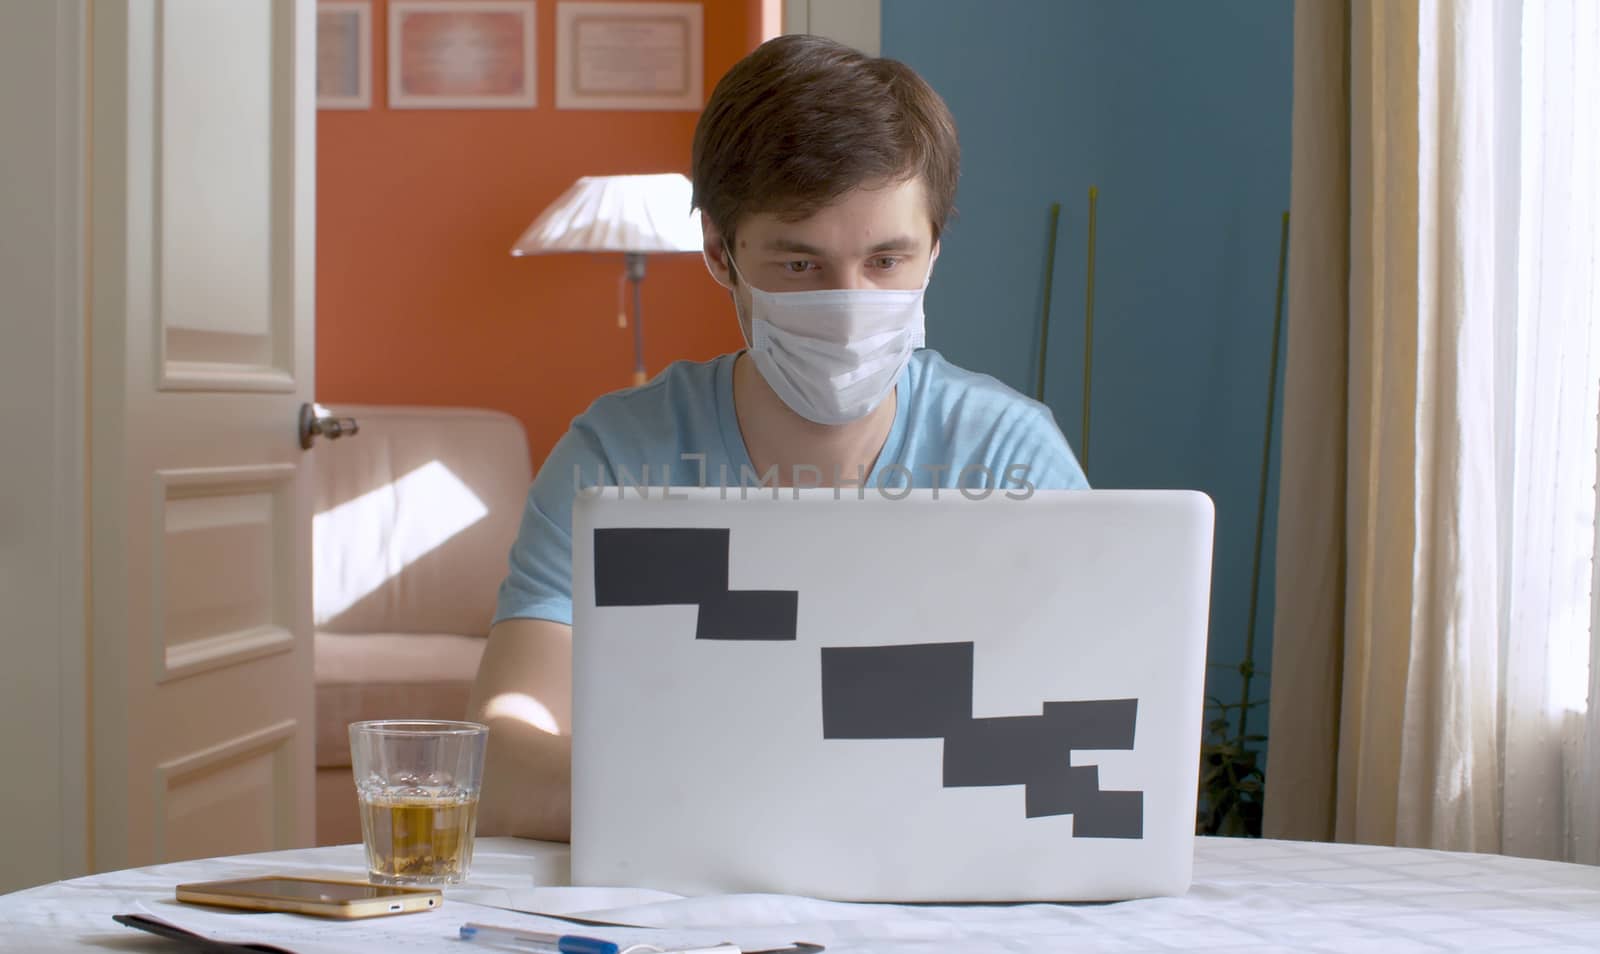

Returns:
348,720,488,885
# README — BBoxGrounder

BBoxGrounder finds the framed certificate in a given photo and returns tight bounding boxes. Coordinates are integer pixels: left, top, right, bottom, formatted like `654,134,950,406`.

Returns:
555,2,704,111
389,0,538,109
317,1,372,109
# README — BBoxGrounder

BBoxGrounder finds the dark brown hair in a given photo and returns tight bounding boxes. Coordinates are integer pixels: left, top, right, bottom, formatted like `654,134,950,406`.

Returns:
691,34,960,255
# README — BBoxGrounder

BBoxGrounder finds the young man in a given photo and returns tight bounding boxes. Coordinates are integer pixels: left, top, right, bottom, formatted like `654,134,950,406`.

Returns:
466,34,1088,842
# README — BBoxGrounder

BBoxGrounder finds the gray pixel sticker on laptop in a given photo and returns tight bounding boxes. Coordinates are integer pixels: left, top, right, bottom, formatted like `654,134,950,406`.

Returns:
593,527,799,639
820,642,1143,837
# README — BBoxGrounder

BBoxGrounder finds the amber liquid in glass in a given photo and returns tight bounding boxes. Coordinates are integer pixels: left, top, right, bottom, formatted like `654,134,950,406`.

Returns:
358,791,479,885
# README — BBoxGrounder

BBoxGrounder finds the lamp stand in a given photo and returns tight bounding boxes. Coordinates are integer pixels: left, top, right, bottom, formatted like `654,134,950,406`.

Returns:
625,252,647,386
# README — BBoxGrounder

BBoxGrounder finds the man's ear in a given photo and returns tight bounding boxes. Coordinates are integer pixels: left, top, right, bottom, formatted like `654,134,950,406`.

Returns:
702,219,735,291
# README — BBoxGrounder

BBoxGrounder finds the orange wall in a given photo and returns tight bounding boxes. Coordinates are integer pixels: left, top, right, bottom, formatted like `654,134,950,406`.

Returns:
316,0,764,468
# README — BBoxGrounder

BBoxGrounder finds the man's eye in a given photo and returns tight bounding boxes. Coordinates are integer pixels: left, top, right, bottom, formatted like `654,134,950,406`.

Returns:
872,257,901,270
784,261,814,273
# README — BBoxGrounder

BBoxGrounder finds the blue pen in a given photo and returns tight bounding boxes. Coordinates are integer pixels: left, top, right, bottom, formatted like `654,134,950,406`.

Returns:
460,921,623,954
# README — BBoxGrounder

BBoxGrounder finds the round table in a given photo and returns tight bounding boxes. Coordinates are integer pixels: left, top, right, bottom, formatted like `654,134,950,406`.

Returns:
3,836,1599,952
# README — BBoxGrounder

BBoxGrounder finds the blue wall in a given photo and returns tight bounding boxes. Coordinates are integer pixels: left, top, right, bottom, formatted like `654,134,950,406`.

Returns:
883,0,1294,751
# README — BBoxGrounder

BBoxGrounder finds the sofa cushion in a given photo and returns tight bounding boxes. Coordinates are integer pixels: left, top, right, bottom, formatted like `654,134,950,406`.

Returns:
314,631,488,768
317,765,364,847
312,404,532,638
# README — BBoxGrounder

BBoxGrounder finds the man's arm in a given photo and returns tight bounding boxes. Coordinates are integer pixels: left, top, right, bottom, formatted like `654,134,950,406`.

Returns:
465,617,573,843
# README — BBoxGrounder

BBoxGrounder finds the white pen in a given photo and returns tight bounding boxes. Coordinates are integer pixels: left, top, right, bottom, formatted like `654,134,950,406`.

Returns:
460,922,621,954
459,921,743,954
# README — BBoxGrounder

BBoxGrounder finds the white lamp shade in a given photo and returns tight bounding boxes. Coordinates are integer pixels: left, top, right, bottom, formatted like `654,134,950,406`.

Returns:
510,173,704,256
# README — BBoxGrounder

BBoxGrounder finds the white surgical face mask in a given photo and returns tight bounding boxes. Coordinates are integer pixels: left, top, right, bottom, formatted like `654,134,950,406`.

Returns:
726,247,931,426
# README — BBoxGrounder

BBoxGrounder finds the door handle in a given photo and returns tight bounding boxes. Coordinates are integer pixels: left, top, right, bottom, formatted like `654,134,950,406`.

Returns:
299,403,360,449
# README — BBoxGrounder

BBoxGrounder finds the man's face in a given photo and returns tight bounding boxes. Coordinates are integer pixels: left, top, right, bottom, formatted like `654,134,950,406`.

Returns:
704,177,940,340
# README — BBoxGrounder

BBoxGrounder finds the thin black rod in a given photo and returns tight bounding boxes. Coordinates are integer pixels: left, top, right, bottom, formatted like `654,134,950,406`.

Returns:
1036,202,1062,402
1238,210,1290,742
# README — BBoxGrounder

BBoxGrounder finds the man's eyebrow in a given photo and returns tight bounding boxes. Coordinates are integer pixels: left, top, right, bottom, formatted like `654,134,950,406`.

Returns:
866,235,920,254
764,238,828,256
762,236,921,256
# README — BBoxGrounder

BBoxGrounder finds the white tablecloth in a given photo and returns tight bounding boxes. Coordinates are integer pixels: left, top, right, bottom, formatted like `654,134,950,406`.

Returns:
2,836,1599,952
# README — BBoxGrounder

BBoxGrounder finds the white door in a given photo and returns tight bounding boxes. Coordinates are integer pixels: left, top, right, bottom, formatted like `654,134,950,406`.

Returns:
87,0,317,870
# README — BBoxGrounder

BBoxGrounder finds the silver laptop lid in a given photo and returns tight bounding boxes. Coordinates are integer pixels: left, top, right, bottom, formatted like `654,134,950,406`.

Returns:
570,488,1214,903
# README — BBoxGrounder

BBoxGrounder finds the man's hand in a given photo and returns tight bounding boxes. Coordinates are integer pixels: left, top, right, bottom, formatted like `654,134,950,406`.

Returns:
465,618,574,843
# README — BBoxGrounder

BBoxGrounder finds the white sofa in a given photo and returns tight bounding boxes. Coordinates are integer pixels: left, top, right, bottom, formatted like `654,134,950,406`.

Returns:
310,404,532,846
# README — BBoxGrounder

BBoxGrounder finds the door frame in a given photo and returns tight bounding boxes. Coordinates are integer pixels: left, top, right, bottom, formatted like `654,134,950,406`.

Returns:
0,0,91,892
783,0,881,56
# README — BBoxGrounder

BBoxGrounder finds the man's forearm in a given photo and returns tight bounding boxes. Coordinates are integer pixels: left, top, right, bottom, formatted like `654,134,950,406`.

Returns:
466,617,575,841
476,714,572,843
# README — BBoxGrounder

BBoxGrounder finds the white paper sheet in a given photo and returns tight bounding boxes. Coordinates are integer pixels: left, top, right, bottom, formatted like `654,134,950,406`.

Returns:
130,897,821,954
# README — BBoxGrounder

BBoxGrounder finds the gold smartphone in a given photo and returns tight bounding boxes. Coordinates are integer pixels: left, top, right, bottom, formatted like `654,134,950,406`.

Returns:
175,875,443,919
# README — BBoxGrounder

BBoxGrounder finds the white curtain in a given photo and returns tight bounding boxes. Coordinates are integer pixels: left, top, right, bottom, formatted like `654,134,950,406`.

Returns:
1264,0,1600,862
1499,0,1600,864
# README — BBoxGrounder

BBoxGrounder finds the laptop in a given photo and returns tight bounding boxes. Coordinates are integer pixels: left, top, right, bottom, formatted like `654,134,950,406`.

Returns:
569,487,1215,903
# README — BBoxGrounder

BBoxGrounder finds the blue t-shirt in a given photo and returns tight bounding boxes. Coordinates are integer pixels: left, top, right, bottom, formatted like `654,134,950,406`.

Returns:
493,349,1089,626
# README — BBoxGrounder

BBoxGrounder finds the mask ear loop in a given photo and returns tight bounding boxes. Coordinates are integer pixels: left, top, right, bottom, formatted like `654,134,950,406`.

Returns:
722,241,758,353
722,241,748,286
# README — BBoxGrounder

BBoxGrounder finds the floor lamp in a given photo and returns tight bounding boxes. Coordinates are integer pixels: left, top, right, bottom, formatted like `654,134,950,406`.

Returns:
511,173,703,386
